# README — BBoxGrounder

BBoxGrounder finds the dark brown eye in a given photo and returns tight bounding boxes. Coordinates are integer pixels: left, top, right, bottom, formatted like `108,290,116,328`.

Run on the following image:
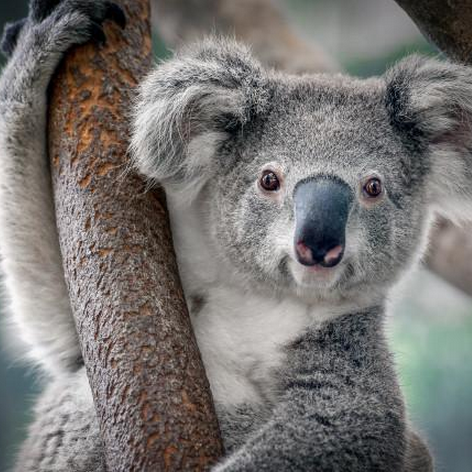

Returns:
260,171,280,192
363,177,383,198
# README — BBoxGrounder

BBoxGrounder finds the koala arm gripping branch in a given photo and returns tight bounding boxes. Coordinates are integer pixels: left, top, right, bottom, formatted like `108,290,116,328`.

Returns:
215,308,423,472
12,307,430,472
0,4,91,375
0,1,132,379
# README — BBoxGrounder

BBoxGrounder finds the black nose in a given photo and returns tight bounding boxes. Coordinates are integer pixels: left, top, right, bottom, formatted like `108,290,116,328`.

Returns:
293,177,352,268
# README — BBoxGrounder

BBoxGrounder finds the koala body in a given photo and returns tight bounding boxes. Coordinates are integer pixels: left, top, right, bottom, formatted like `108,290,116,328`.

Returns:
2,1,471,470
130,40,454,428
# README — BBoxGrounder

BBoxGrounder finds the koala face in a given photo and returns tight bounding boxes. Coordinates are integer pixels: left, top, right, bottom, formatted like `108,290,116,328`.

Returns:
132,40,472,303
202,77,430,301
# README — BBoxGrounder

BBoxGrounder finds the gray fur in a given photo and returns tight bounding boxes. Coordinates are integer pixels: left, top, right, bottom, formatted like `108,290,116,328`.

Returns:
0,1,126,376
0,0,104,375
214,308,405,471
15,368,104,472
5,1,472,469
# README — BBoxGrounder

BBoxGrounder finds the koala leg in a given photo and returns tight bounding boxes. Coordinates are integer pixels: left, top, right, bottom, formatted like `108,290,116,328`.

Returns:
14,367,105,472
405,429,434,472
216,403,273,454
0,0,125,376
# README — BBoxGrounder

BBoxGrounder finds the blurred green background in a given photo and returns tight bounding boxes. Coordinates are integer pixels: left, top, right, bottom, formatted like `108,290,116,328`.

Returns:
0,0,471,471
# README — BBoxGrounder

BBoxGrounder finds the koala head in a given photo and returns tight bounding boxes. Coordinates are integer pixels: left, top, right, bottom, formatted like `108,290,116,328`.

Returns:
132,39,472,303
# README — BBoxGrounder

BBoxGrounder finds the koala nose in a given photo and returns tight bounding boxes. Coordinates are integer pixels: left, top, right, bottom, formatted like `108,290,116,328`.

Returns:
295,240,344,267
293,177,353,268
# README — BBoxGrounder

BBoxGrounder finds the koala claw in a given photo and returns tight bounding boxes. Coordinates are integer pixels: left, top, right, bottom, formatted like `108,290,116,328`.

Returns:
82,2,127,46
104,2,127,30
31,0,61,22
1,1,127,57
88,21,107,46
30,0,126,28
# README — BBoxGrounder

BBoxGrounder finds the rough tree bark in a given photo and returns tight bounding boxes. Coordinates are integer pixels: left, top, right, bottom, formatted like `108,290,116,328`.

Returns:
48,1,223,470
393,0,472,297
153,0,472,297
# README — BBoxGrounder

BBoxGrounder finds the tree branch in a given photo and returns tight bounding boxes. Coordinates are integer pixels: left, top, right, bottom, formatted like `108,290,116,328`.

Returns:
48,1,223,470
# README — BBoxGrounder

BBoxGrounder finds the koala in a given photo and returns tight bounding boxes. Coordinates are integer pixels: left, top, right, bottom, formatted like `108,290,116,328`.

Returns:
3,0,472,470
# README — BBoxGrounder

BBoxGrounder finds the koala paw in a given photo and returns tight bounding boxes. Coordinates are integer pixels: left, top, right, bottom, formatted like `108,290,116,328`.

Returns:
37,0,126,47
2,0,126,58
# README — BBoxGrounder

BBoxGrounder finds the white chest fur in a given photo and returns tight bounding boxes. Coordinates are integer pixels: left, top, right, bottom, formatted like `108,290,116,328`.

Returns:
167,195,340,407
191,287,313,406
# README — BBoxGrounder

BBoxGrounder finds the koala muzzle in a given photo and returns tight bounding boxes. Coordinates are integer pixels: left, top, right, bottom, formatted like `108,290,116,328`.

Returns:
293,177,353,268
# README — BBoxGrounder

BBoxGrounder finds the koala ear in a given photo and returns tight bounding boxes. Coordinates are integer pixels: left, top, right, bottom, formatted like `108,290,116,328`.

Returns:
131,38,271,202
385,55,472,221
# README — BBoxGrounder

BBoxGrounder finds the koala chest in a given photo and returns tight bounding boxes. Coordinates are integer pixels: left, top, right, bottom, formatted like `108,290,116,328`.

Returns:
167,195,323,407
189,287,313,407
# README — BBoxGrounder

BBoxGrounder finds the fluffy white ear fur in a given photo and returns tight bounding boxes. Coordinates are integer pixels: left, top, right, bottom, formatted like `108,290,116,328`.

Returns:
130,38,270,204
386,55,472,222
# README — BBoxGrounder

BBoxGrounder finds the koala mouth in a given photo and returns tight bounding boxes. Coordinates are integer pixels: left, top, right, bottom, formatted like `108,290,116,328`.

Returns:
288,255,343,290
295,242,344,268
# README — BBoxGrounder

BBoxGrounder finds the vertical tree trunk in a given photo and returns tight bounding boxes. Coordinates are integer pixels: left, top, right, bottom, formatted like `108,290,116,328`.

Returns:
48,1,223,470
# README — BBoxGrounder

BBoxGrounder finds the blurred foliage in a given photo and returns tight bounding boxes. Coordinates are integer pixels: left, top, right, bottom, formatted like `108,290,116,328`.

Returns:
391,275,472,472
0,359,39,471
152,28,171,62
0,2,27,69
344,40,438,77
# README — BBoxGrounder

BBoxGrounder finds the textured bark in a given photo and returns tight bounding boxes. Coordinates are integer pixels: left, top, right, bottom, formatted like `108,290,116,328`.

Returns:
152,0,337,73
393,0,472,296
48,1,223,470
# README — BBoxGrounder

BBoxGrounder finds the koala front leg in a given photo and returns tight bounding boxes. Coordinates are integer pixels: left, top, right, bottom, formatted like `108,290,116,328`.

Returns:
405,430,434,472
216,403,273,454
0,0,125,375
215,309,420,472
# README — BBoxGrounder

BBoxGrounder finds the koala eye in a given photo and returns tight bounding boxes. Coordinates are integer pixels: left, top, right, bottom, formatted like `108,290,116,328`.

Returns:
260,170,280,192
363,177,383,198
